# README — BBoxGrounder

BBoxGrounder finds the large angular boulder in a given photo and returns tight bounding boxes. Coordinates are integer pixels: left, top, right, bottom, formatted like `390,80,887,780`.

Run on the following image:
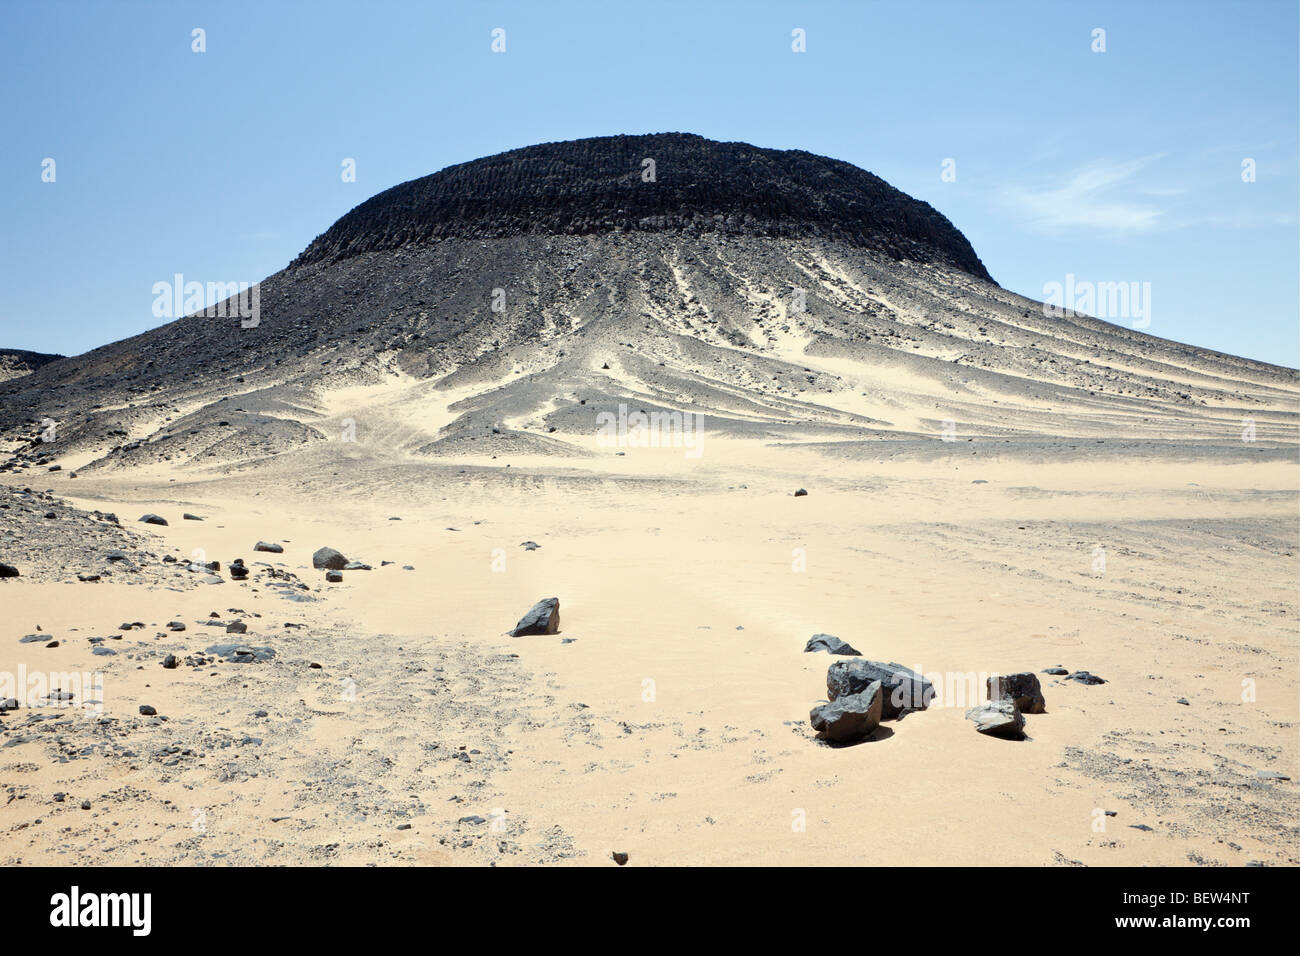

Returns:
987,671,1046,714
312,547,348,570
804,633,860,656
827,659,933,719
810,680,882,743
966,700,1026,739
510,597,560,636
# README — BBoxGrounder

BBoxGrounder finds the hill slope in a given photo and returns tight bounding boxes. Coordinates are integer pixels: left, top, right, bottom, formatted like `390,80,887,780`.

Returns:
0,134,1295,475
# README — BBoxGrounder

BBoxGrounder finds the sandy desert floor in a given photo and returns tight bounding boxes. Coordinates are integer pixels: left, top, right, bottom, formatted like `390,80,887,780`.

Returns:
2,430,1297,867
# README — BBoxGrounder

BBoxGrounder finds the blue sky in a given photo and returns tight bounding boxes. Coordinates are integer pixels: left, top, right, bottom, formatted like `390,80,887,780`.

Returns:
2,0,1296,365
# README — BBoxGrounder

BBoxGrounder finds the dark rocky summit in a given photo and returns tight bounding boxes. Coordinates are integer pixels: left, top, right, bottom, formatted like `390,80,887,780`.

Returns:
293,133,992,281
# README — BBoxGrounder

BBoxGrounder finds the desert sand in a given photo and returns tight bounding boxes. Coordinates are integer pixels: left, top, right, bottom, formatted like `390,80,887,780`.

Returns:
2,385,1296,866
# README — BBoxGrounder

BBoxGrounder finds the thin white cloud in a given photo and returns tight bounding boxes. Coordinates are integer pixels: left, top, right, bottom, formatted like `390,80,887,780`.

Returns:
1002,156,1167,235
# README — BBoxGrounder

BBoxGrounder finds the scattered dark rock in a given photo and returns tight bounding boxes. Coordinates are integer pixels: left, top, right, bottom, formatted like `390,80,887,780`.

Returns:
183,513,203,521
510,597,560,636
987,672,1046,714
0,563,18,578
229,559,249,580
793,488,808,497
167,621,186,632
966,700,1026,739
325,570,343,583
520,541,540,551
139,705,157,716
1066,671,1107,685
611,851,629,866
343,561,372,571
826,659,933,719
313,547,348,570
1042,666,1069,676
254,541,284,554
139,513,168,526
226,621,247,634
810,680,882,743
804,633,860,656
161,654,178,669
205,643,276,663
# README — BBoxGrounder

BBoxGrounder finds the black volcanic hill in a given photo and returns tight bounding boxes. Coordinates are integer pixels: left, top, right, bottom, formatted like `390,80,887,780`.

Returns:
293,133,992,281
0,348,63,382
2,132,1295,476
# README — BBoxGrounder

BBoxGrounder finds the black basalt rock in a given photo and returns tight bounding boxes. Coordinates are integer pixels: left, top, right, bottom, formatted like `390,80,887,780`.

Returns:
827,659,933,719
510,597,560,637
